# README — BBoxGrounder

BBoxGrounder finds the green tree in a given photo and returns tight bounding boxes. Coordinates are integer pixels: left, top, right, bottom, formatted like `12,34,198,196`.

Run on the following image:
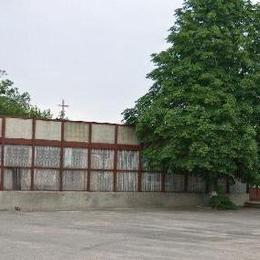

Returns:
123,0,260,189
0,70,52,119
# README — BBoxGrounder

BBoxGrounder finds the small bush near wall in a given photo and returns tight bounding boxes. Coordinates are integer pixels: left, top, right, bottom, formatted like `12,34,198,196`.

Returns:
209,195,238,210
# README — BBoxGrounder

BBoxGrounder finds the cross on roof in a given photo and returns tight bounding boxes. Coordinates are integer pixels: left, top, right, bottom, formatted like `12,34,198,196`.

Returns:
58,99,69,120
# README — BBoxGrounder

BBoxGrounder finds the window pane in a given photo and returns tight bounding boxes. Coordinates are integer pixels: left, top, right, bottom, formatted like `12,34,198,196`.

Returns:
35,146,60,168
3,169,31,191
117,172,137,192
34,169,60,190
62,170,85,191
90,171,113,191
4,145,32,167
63,148,88,169
91,150,114,170
165,174,185,192
142,173,161,192
117,151,139,170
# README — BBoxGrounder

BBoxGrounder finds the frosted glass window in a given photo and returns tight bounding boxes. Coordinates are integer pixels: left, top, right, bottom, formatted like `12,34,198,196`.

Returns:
62,170,85,191
35,146,60,168
230,181,247,194
63,148,88,169
187,175,205,193
91,149,114,170
3,169,31,191
34,169,60,190
142,173,161,192
165,174,185,192
117,151,139,170
117,172,137,192
4,145,32,167
90,171,113,191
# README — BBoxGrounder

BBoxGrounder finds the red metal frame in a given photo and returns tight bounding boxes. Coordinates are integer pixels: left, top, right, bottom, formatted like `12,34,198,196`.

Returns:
31,118,36,190
137,151,142,192
184,173,188,192
113,125,118,192
1,118,5,190
3,138,141,151
0,116,167,192
161,173,166,192
4,165,153,173
59,121,65,191
87,123,92,191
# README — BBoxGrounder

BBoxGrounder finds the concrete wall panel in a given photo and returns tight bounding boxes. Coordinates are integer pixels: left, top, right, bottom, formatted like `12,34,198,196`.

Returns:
117,126,139,145
64,122,89,142
35,120,61,141
92,124,115,144
5,118,32,139
0,192,249,211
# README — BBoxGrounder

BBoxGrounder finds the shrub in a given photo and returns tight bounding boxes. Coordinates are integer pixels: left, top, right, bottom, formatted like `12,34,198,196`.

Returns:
209,195,238,210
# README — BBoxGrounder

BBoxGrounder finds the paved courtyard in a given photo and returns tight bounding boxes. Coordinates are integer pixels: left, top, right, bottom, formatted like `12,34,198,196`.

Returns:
0,208,259,260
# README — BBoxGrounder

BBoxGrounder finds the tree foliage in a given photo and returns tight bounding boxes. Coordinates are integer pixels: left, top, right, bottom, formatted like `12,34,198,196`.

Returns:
0,70,52,119
123,0,260,187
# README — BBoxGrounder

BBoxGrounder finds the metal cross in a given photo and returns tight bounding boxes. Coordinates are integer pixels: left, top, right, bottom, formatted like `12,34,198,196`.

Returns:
58,99,69,120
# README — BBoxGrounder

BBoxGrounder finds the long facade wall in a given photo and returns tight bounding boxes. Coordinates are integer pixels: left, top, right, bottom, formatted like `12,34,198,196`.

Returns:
0,117,247,193
0,192,249,211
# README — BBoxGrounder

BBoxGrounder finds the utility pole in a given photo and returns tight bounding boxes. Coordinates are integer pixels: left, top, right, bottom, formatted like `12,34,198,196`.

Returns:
58,99,69,120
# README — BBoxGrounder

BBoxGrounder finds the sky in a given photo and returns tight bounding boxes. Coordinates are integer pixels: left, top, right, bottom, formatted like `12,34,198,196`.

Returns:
0,0,258,123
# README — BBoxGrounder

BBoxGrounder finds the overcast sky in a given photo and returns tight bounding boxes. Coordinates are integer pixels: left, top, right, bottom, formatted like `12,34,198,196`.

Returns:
0,0,258,123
